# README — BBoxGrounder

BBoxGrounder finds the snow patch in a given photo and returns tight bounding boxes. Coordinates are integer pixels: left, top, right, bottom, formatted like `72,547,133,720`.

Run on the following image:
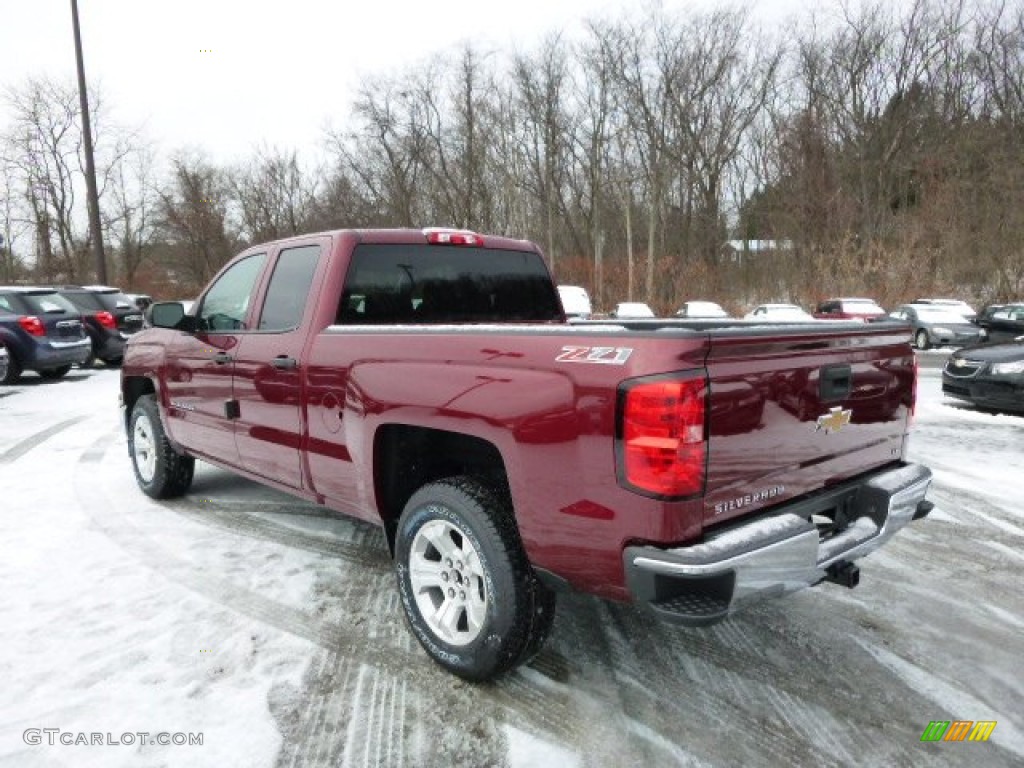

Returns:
503,724,581,768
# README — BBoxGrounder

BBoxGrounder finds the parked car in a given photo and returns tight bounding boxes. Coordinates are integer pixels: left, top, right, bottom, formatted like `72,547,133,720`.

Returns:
610,301,656,318
912,298,977,321
888,304,983,350
974,303,1024,345
55,285,146,366
744,303,815,321
125,293,154,312
814,297,887,322
675,300,729,319
557,285,591,318
942,340,1024,413
0,286,92,383
123,226,931,680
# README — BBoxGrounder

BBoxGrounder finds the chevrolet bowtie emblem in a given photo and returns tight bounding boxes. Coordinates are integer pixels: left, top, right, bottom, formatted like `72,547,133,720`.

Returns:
816,406,852,434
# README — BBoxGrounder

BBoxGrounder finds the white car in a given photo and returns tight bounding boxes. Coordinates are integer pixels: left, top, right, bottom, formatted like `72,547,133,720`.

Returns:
611,302,656,318
744,303,815,322
676,300,729,318
557,285,592,318
912,298,977,321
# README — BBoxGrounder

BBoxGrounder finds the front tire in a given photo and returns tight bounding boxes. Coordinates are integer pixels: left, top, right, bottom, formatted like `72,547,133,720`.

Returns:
395,476,556,681
915,329,930,350
128,394,195,498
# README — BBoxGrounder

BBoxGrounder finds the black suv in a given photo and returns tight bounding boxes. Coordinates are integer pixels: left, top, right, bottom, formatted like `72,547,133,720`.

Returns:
0,287,92,383
55,285,146,366
974,303,1024,345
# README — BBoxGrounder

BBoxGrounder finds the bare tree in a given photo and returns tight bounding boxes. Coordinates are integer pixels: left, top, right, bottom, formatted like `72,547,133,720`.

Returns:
105,141,157,287
513,34,574,273
230,145,318,244
156,151,236,288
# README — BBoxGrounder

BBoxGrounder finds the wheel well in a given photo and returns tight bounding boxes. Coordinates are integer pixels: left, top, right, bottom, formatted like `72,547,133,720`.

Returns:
122,376,156,431
374,425,508,555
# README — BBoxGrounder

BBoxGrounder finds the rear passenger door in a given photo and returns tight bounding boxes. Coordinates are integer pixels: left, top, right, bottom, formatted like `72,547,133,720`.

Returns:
232,240,326,488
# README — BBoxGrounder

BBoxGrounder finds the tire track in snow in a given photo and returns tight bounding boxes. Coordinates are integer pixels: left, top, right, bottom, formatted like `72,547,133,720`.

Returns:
339,665,408,768
165,499,390,569
0,415,88,463
74,431,596,764
856,639,1024,761
74,435,422,670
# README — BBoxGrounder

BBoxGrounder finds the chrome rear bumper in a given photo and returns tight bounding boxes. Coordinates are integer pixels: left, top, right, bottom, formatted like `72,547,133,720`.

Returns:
624,463,932,625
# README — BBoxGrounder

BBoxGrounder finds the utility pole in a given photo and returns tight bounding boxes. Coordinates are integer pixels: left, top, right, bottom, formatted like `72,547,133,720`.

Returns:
71,0,107,284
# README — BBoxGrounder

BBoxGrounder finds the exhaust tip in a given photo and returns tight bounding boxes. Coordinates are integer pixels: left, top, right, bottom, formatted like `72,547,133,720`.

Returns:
914,500,934,520
826,562,860,589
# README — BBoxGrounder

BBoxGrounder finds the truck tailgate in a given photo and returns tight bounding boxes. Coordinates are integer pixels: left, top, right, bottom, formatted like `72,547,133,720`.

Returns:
702,324,914,526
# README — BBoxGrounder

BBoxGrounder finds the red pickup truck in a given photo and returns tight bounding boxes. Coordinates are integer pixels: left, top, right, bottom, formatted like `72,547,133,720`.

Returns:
121,228,932,680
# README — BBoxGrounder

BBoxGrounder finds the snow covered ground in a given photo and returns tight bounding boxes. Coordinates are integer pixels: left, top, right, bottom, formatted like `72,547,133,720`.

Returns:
0,363,1021,767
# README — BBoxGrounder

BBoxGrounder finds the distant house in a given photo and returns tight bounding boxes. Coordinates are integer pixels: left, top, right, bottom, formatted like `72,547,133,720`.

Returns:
722,239,793,263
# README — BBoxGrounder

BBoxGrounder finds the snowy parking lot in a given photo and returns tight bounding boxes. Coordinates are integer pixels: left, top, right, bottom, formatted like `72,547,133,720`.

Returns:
1,360,1022,767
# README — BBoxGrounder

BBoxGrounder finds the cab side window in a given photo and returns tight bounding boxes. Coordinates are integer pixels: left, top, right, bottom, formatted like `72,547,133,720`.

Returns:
258,245,321,331
198,253,267,332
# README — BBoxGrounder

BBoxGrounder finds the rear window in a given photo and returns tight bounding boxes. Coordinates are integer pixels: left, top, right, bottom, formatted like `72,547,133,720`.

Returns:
61,291,105,311
94,291,137,311
17,292,80,315
337,244,562,324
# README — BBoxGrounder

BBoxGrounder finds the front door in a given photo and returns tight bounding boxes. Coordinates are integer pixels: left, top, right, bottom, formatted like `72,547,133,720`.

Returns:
162,252,267,464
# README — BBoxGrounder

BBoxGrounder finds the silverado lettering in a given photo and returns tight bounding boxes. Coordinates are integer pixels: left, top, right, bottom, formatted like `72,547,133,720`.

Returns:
121,227,933,681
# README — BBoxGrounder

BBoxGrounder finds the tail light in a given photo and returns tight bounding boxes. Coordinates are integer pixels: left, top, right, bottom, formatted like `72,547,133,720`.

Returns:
96,311,117,330
423,228,483,246
18,316,45,337
617,373,708,498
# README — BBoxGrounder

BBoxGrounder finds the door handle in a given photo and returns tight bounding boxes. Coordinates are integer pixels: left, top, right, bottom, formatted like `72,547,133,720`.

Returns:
271,355,298,370
212,352,233,365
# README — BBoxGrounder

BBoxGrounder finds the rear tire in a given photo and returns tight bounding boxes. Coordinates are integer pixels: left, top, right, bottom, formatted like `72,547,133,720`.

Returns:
128,394,195,498
915,329,930,350
39,365,72,380
395,476,556,681
1,354,23,385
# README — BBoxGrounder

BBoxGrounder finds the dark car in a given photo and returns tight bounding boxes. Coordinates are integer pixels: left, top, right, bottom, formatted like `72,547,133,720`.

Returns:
813,297,887,322
55,285,146,366
888,303,983,349
974,303,1024,345
0,287,92,383
943,341,1024,413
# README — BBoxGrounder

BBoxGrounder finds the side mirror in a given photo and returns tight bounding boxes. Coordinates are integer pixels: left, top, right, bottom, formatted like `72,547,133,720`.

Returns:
149,302,195,332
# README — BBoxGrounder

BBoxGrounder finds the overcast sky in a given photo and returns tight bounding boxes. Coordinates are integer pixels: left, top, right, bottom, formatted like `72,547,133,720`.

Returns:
1,0,816,164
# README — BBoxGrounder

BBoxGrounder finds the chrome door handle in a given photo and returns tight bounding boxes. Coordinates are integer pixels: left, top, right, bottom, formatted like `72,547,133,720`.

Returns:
271,356,298,370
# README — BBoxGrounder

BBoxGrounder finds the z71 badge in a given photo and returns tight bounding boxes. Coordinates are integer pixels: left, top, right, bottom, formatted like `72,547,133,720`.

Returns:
556,346,633,365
